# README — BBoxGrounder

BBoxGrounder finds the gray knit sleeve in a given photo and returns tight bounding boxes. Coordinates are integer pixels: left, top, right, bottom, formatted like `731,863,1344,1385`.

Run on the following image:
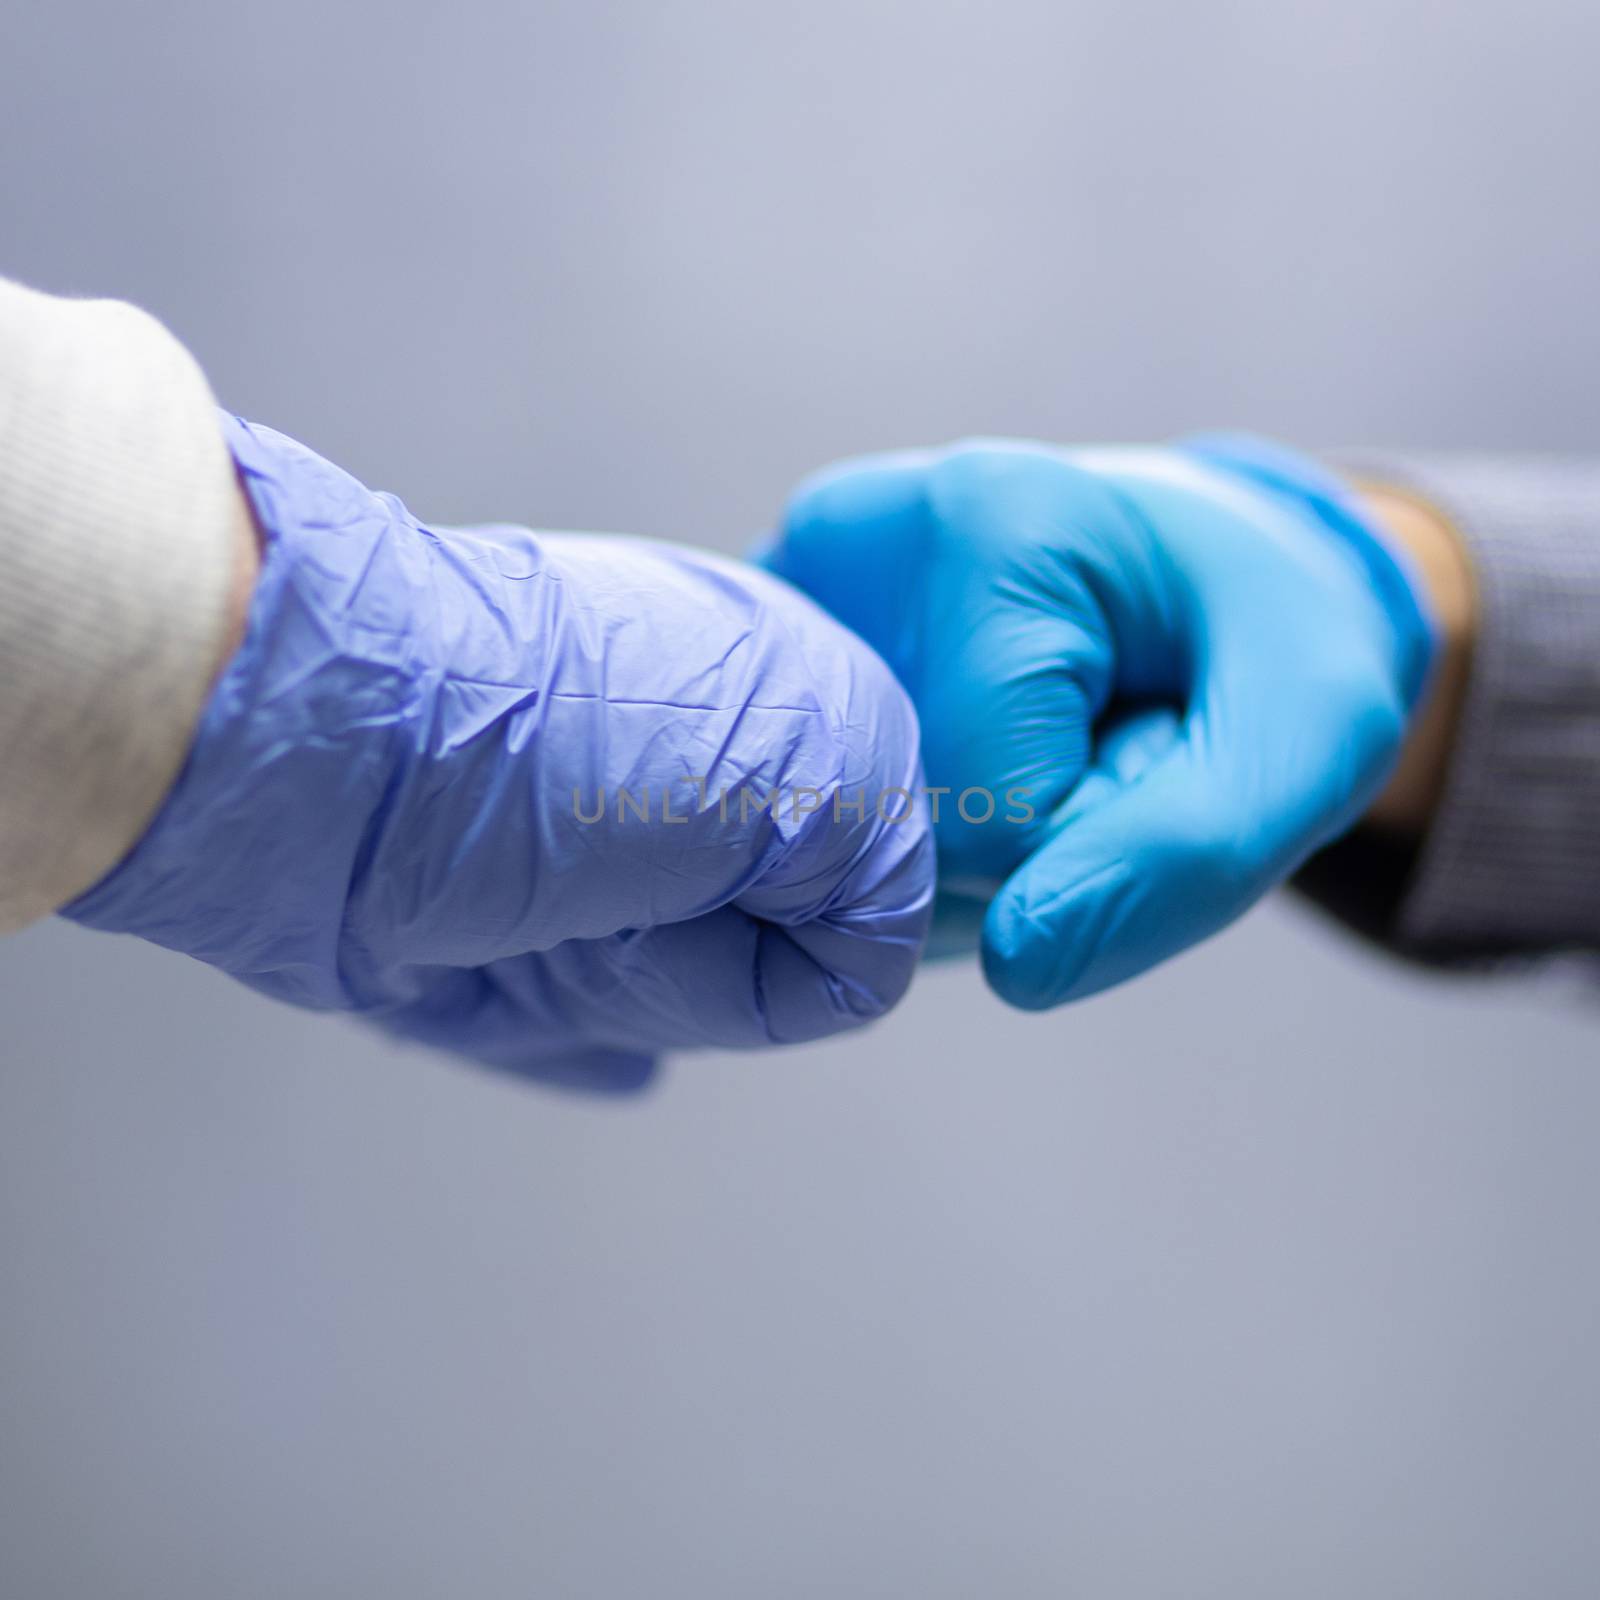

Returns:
1296,455,1600,962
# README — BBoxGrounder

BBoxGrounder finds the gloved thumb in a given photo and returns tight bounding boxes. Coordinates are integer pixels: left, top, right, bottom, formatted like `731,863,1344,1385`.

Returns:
980,675,1400,1008
926,705,1179,963
980,735,1251,1009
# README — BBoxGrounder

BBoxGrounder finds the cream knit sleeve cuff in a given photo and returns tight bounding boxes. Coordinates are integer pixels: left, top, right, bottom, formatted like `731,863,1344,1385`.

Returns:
0,277,239,933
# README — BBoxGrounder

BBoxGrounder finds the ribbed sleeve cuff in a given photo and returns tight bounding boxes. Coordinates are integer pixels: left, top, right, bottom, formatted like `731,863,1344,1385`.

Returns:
0,279,238,934
1308,453,1600,961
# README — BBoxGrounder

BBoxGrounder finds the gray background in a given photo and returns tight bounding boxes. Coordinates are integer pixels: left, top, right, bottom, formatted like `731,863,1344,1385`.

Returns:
1,1,1597,1595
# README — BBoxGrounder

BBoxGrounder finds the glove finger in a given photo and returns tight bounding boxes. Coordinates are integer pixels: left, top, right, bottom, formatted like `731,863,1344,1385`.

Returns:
378,793,930,1060
485,852,931,1053
363,968,660,1093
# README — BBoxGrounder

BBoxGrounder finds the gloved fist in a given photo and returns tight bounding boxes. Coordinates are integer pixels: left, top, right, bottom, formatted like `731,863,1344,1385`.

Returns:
67,417,933,1089
762,435,1436,1008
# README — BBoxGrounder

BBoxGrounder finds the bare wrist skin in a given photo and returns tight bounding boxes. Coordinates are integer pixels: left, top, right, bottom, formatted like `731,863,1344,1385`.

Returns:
217,476,262,683
1357,481,1478,835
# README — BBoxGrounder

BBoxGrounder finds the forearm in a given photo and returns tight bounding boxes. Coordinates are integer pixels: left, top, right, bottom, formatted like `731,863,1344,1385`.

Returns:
0,278,251,933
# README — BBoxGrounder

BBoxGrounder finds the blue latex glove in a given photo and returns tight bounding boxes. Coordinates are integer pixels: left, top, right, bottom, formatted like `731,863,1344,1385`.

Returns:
761,435,1435,1008
66,416,933,1089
